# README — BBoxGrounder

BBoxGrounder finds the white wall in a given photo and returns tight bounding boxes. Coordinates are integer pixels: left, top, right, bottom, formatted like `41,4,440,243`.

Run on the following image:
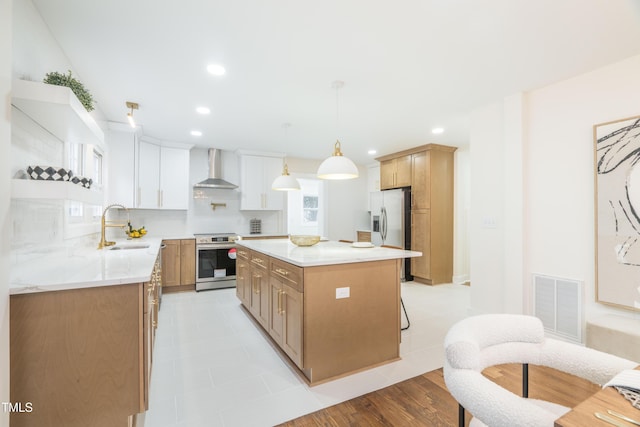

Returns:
470,53,640,326
470,102,507,314
1,0,12,422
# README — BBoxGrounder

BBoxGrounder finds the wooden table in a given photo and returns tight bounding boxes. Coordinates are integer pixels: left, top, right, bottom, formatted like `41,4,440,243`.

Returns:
555,367,640,427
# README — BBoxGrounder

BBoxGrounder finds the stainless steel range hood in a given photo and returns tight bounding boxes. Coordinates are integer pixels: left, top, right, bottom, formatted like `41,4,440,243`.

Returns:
194,148,238,189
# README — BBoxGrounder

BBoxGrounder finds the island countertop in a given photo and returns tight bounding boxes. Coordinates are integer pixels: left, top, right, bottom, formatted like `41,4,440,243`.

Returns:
236,239,421,267
9,238,162,295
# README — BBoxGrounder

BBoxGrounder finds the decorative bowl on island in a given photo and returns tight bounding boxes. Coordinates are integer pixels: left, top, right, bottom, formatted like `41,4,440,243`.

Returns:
289,235,320,246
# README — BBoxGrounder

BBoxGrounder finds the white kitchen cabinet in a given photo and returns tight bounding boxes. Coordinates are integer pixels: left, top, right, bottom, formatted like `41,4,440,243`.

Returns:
107,132,137,207
239,154,283,210
137,141,161,209
137,142,190,210
108,136,191,210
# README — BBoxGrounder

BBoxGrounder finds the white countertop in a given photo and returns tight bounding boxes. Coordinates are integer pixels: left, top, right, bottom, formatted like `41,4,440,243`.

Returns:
9,238,162,295
237,239,421,267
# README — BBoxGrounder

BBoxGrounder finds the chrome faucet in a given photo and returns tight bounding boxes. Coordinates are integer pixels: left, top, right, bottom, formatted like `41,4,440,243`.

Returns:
98,204,130,249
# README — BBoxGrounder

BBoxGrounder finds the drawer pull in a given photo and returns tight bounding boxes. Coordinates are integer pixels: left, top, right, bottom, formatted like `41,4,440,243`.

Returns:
274,268,289,276
252,258,265,265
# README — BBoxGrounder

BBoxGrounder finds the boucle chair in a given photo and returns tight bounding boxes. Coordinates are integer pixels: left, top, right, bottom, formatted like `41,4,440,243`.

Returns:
443,314,637,427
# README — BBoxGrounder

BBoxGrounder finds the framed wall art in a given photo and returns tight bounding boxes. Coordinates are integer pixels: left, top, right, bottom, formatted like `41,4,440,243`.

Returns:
594,115,640,310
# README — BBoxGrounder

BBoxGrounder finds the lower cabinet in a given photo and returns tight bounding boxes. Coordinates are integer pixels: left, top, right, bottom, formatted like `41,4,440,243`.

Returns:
10,282,156,427
236,247,251,306
249,251,269,328
162,238,195,289
268,278,303,368
411,210,431,280
240,249,304,370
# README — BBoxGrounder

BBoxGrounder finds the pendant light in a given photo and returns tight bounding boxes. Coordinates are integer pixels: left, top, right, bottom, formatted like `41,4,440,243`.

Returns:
317,81,359,180
272,123,301,191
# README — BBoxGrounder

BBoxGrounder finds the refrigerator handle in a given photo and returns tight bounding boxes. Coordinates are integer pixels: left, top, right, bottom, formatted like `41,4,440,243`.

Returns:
381,206,387,244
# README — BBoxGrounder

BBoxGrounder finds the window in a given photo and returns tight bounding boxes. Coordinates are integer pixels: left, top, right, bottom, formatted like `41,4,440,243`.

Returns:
92,149,103,189
303,195,319,224
68,142,84,176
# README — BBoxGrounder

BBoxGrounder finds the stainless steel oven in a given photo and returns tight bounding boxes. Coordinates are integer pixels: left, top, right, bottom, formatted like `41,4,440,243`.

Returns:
195,233,237,291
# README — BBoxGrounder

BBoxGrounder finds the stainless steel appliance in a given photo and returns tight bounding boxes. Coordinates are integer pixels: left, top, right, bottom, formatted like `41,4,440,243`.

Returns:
195,233,237,291
370,188,412,280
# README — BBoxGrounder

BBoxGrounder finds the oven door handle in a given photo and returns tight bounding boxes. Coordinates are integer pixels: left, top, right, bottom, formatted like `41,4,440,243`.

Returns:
197,245,236,250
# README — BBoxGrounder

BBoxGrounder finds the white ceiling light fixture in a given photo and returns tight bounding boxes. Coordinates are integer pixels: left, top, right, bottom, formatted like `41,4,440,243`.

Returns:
431,127,444,134
368,149,377,155
317,81,359,180
190,130,203,137
272,123,301,191
206,63,226,76
196,106,210,115
126,101,138,128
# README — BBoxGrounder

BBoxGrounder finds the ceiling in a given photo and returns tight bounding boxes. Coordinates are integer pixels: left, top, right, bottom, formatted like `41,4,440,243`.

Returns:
31,0,640,164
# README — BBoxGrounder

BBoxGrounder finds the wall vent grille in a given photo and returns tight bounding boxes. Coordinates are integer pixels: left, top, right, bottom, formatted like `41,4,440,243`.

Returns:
532,274,583,343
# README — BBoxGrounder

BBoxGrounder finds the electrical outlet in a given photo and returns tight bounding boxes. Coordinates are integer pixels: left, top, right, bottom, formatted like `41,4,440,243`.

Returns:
336,287,350,299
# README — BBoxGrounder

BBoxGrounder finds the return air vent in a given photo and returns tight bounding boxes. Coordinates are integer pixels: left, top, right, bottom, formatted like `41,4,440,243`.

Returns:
532,274,583,343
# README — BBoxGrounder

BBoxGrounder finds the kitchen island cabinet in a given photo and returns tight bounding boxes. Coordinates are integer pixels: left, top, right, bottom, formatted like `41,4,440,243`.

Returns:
236,239,420,385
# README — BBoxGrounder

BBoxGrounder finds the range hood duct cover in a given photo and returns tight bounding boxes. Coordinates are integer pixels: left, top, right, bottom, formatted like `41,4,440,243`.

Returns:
194,148,238,189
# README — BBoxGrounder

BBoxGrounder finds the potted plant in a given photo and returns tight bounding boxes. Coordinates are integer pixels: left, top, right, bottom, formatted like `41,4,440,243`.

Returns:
43,70,94,112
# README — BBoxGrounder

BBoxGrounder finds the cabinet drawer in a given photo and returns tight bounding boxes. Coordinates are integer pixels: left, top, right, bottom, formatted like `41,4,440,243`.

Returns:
250,251,269,271
236,247,250,261
270,258,303,292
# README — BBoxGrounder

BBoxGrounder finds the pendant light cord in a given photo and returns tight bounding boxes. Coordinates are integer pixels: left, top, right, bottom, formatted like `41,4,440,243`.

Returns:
332,80,344,143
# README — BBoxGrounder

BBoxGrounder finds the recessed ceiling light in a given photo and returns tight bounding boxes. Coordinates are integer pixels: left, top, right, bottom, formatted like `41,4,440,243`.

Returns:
432,127,444,134
368,149,377,155
206,64,226,76
196,107,210,115
190,130,203,137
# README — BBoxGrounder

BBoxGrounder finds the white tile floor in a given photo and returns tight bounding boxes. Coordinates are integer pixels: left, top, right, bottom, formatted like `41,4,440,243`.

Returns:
143,282,471,427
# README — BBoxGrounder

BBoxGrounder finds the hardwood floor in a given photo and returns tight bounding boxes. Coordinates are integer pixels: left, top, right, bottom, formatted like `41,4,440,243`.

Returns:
278,364,600,426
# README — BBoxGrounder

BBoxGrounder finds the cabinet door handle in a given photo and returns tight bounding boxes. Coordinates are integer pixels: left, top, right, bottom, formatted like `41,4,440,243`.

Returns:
278,289,285,315
281,290,287,315
274,268,288,276
280,290,286,315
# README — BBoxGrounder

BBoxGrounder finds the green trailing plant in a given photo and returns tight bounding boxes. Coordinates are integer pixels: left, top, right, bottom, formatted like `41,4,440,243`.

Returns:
43,70,95,112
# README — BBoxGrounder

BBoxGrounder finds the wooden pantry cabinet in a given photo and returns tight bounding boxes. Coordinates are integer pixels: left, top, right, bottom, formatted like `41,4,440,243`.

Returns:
161,238,195,290
380,154,412,189
377,144,456,285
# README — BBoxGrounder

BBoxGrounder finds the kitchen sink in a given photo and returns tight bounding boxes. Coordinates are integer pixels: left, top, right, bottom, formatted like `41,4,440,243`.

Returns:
109,244,150,250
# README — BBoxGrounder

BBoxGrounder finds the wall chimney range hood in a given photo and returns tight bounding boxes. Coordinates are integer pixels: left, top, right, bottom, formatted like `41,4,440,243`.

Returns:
194,148,237,189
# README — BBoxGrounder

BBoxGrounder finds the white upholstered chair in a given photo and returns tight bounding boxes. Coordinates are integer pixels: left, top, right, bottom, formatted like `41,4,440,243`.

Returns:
443,314,637,427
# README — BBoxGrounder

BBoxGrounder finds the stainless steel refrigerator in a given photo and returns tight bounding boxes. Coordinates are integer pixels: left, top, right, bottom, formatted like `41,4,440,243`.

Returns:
370,188,412,280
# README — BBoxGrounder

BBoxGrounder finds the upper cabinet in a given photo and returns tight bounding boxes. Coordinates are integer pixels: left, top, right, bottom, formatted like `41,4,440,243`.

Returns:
379,155,411,190
108,133,191,210
239,154,284,211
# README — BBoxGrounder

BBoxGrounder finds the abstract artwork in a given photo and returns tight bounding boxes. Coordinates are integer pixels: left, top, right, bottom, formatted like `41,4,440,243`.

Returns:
594,115,640,310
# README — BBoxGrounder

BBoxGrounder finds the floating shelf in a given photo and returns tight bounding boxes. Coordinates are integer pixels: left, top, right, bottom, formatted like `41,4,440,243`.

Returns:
12,179,103,205
11,79,104,147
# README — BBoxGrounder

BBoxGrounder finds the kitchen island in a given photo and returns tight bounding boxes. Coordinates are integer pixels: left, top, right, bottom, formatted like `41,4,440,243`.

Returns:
235,239,421,385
